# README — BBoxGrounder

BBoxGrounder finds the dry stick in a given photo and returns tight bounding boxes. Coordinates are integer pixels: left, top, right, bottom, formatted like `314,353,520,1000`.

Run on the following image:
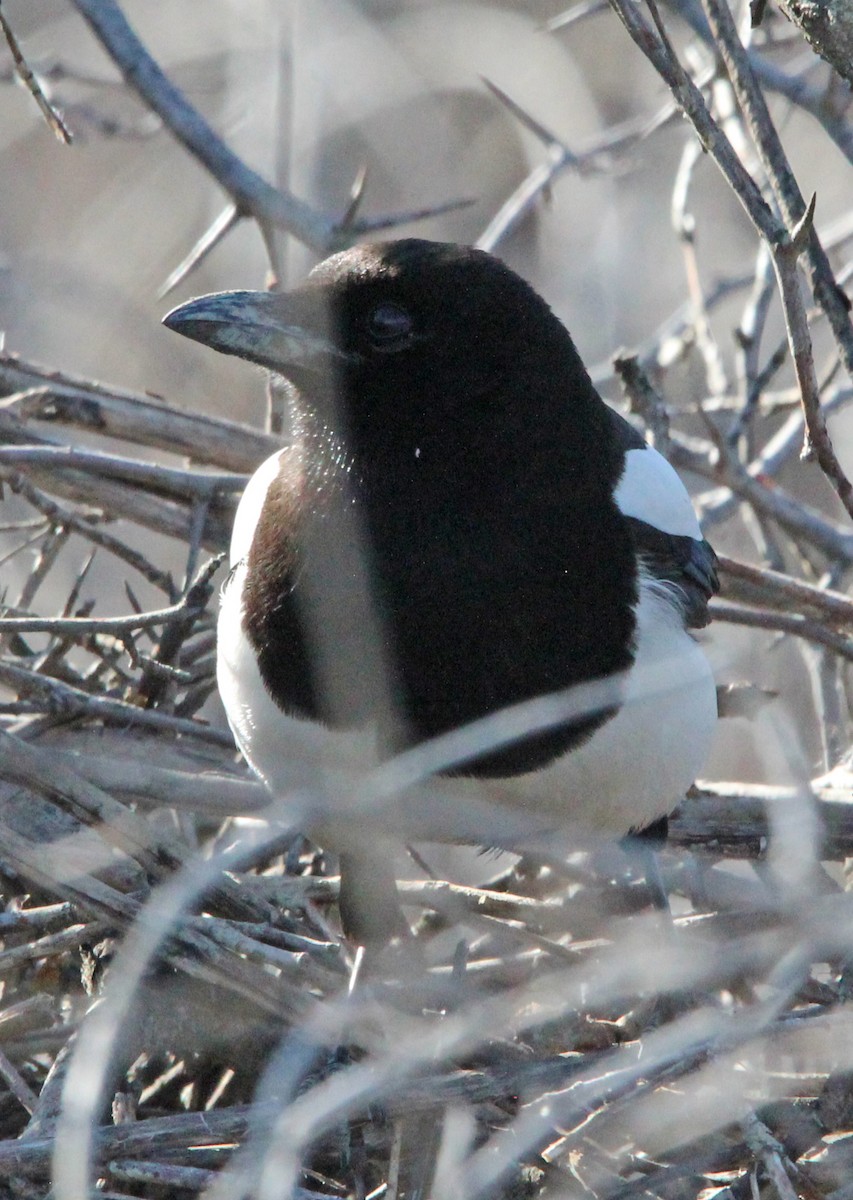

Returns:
0,660,232,744
0,997,60,1046
338,162,369,233
69,0,331,249
138,535,218,704
0,1105,266,1177
107,1162,219,1191
0,726,196,881
667,0,853,164
693,386,853,530
672,136,729,399
0,821,140,926
701,0,853,519
338,195,476,238
60,548,96,624
0,3,73,144
0,819,304,1020
603,271,753,383
1,555,217,715
608,0,784,241
613,353,670,452
807,639,846,772
0,902,76,936
0,1047,39,1114
0,584,216,638
0,726,279,925
68,0,467,257
0,525,50,575
0,446,246,505
674,783,853,860
711,599,853,661
0,923,108,976
29,750,260,817
0,409,233,548
654,11,836,499
607,1,853,518
546,0,610,33
158,202,241,300
107,1164,333,1199
732,242,776,443
606,1,806,501
741,1114,802,1200
672,428,853,562
0,361,281,473
14,525,68,616
477,85,679,252
191,916,340,989
460,1001,801,1200
0,471,174,595
22,1042,76,1144
716,555,853,624
618,381,853,745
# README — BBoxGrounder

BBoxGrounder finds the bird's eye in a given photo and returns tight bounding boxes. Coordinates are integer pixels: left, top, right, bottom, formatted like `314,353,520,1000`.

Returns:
367,303,414,352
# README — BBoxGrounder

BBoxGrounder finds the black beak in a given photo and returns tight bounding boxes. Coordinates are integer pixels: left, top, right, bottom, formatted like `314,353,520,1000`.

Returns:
163,290,350,374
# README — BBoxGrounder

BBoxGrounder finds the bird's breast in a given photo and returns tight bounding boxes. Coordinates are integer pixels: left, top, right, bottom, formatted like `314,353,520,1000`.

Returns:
224,432,647,779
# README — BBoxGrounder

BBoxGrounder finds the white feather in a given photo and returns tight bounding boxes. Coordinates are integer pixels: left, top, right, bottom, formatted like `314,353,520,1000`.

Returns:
229,450,285,567
614,446,703,538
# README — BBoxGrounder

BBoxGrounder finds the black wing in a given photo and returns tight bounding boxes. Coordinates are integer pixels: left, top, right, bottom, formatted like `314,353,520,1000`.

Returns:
625,518,719,628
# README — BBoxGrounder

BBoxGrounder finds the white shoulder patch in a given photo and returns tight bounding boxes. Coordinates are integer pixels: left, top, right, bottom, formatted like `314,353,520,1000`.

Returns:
229,450,284,567
613,446,702,539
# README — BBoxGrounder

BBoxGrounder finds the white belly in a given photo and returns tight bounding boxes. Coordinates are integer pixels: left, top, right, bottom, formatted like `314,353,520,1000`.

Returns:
217,572,716,844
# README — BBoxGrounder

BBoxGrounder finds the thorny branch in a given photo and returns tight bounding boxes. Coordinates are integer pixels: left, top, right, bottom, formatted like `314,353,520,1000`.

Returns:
69,0,471,272
700,0,853,518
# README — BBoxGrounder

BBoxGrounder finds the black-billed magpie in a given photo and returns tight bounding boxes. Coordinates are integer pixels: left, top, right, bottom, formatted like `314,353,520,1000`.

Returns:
164,239,718,941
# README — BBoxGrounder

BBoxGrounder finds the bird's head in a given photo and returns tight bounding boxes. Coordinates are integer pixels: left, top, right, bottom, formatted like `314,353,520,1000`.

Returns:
163,239,593,456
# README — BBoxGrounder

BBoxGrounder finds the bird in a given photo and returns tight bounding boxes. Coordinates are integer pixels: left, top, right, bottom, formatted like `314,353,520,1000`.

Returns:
164,238,718,944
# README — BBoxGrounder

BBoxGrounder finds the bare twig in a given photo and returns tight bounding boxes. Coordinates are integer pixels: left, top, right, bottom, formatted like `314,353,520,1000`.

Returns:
0,356,281,472
546,1,610,33
607,0,853,524
701,0,853,519
158,203,242,300
667,0,853,164
0,661,231,744
669,427,853,562
0,446,246,504
68,0,331,249
608,0,785,243
0,3,72,143
711,599,853,661
717,554,853,624
68,0,467,259
477,81,678,251
613,352,671,451
0,411,235,549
